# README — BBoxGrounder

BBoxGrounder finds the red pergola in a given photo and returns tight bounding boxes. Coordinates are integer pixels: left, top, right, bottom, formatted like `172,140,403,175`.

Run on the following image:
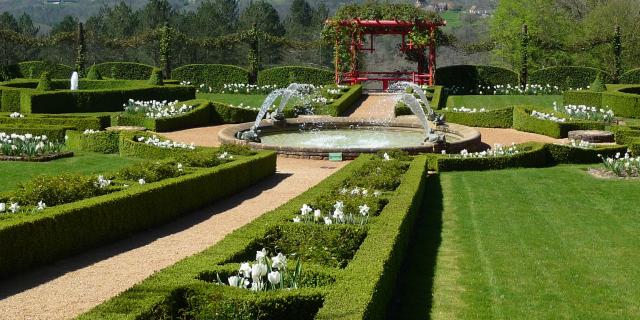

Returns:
328,19,446,90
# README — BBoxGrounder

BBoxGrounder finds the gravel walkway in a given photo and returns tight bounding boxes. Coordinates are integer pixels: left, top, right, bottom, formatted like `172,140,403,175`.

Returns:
346,93,396,119
0,129,346,319
475,127,564,146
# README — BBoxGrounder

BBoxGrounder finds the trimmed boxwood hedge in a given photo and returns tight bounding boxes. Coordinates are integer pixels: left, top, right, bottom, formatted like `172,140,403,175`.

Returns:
435,65,518,94
66,130,120,154
115,99,212,132
17,61,73,79
94,62,154,80
601,90,640,118
0,113,110,130
563,90,603,108
257,66,334,87
211,101,259,124
0,124,70,141
620,68,640,84
545,143,626,164
0,150,277,278
172,64,249,92
512,106,604,138
529,66,610,90
118,131,200,160
441,107,513,128
78,155,428,320
316,84,363,116
0,64,20,81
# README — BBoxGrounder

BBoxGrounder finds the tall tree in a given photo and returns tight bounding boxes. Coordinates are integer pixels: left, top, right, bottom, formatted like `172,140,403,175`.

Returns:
239,1,285,67
141,0,174,31
0,12,19,64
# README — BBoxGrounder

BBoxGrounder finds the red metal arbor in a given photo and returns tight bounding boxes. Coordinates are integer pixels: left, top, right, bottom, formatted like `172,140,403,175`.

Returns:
328,19,446,90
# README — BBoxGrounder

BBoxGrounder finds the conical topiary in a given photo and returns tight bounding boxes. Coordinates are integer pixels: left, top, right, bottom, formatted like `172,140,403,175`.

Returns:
590,73,606,92
148,68,164,86
86,65,102,80
36,72,53,91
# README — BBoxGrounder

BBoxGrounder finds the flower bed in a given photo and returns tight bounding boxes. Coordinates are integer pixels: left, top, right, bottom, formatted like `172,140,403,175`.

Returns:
115,99,211,132
553,102,614,124
78,153,428,320
0,148,277,278
512,107,604,138
0,132,68,162
597,152,640,177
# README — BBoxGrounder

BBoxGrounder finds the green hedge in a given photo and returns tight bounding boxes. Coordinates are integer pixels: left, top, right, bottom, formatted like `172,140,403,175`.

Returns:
257,66,334,87
545,143,627,164
211,102,259,124
66,130,120,154
115,99,211,132
529,66,610,90
563,90,603,108
435,65,518,94
601,90,640,118
512,107,604,138
441,107,513,128
0,124,70,141
0,64,20,81
316,84,363,116
0,150,277,278
17,61,73,79
0,113,110,130
620,68,640,84
172,64,249,92
94,62,154,80
118,132,201,160
79,155,428,319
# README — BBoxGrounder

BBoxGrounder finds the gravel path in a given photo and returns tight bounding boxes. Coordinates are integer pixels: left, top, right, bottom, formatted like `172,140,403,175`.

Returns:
0,131,346,319
346,93,396,119
475,127,564,146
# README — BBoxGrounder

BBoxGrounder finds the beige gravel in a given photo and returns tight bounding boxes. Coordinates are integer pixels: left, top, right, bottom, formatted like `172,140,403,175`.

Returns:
0,137,346,319
475,127,565,146
346,93,396,119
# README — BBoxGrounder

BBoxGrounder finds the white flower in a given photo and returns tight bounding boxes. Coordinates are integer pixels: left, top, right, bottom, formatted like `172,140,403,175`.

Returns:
267,271,281,285
251,263,267,281
293,216,301,223
313,209,322,218
272,253,287,269
250,281,265,291
138,178,146,185
177,163,183,172
9,202,20,213
0,203,5,212
300,204,312,216
383,152,391,161
239,262,252,278
334,201,344,211
350,187,360,196
373,190,382,197
324,216,333,225
256,248,267,262
359,204,370,216
228,276,241,287
37,201,46,211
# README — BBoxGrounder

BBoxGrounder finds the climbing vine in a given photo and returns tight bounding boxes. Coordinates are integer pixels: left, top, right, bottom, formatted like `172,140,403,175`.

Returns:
159,24,172,78
75,22,86,76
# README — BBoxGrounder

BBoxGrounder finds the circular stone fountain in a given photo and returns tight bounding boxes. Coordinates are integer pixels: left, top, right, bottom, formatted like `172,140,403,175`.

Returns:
218,117,481,159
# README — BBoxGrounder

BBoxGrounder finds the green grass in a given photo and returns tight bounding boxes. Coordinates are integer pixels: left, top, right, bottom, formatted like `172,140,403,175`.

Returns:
391,166,640,319
0,151,141,193
446,95,563,110
440,11,463,29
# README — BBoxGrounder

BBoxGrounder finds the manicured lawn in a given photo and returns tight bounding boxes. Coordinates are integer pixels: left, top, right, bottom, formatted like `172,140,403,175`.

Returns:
391,166,640,319
446,95,562,110
0,151,141,192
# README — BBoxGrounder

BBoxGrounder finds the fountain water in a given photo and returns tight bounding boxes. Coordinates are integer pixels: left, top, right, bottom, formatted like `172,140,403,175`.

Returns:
388,81,446,143
70,72,79,91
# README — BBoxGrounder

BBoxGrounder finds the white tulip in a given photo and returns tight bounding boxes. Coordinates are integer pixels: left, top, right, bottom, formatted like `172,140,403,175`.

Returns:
272,253,287,269
0,203,5,212
267,271,281,285
256,248,267,262
239,262,252,278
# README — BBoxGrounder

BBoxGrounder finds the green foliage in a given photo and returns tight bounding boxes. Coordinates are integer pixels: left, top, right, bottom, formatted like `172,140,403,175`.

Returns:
620,68,640,84
512,107,604,138
563,90,603,107
118,132,196,160
0,113,109,131
65,130,120,154
36,72,52,91
85,65,102,80
545,143,626,164
611,125,640,145
94,62,154,80
590,73,606,92
210,101,259,124
175,151,225,168
344,156,409,191
435,65,518,94
0,64,20,82
148,68,164,86
0,151,277,278
17,61,72,79
172,64,249,92
115,99,211,132
0,124,70,142
426,142,548,172
257,66,333,87
332,3,442,21
117,160,182,183
13,173,105,206
441,107,514,128
219,144,256,156
601,89,640,118
315,84,362,116
529,67,610,90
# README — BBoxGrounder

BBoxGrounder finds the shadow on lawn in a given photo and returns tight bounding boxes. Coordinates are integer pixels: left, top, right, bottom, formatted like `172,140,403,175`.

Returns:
0,172,292,300
386,174,444,320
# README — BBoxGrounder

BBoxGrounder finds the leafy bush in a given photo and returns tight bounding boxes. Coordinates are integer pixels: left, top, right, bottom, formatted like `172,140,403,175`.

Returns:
117,160,183,183
590,73,606,92
427,142,549,171
435,65,518,94
17,61,73,79
13,173,106,206
172,64,249,92
148,68,164,86
219,144,257,156
0,64,20,81
563,90,603,108
176,151,226,168
0,113,109,131
66,130,120,154
315,84,363,116
529,66,611,90
36,72,53,91
86,65,102,80
441,107,513,128
620,68,640,84
512,106,604,138
94,62,153,80
257,66,334,87
344,157,409,191
601,89,640,118
546,143,627,164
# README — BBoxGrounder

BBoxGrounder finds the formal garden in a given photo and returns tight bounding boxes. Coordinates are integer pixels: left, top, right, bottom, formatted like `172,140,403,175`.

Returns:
0,1,639,319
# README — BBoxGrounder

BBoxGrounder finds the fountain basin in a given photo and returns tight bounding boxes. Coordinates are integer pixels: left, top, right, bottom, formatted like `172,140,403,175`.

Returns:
219,117,482,160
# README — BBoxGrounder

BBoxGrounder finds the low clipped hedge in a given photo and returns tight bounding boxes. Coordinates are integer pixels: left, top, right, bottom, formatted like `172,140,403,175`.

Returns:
0,113,110,130
79,155,428,320
172,64,249,92
66,130,120,154
512,106,604,138
118,132,199,160
257,66,334,87
0,124,70,141
0,150,277,278
94,62,154,80
620,68,640,84
17,61,73,79
529,66,610,90
601,90,640,118
612,126,640,145
545,143,626,164
563,90,603,108
435,65,518,94
441,107,513,128
211,102,259,124
316,84,363,116
115,99,211,132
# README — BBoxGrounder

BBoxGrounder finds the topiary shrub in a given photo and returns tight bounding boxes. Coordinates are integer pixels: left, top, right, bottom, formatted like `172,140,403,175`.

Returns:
36,72,53,91
94,62,154,80
17,61,73,79
435,65,518,94
86,65,103,80
257,66,334,87
148,68,164,86
529,66,610,90
590,73,606,92
563,90,603,108
172,64,249,92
